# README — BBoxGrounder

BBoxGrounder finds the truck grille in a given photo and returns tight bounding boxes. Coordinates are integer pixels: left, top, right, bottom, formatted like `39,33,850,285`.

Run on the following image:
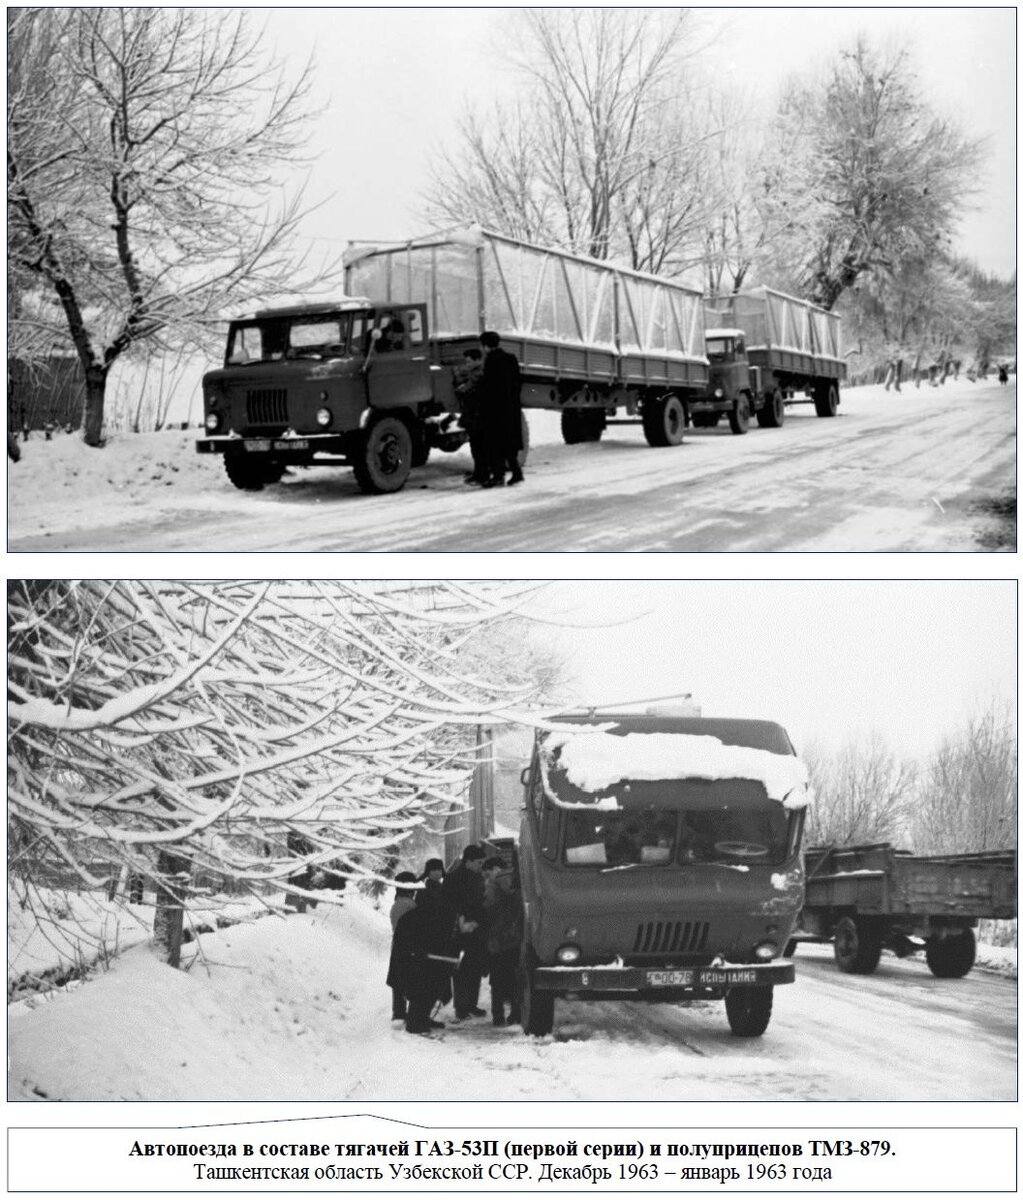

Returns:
246,388,288,425
633,920,710,954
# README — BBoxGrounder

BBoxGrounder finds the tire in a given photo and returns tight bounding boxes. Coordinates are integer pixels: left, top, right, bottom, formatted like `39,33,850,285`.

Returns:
814,381,839,418
725,985,773,1037
833,916,883,974
756,390,785,428
351,416,413,494
925,928,976,978
691,413,721,429
519,948,555,1036
224,454,284,491
642,394,686,447
561,408,605,444
728,392,751,434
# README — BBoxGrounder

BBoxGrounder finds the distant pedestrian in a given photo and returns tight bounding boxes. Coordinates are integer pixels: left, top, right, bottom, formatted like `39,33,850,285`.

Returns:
478,331,524,488
7,431,20,462
454,348,486,484
998,363,1009,385
482,856,523,1026
387,871,419,1022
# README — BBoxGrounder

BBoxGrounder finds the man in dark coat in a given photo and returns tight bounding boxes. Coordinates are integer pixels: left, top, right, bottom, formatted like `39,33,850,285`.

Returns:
478,330,524,488
387,875,459,1036
441,843,488,1018
482,856,523,1026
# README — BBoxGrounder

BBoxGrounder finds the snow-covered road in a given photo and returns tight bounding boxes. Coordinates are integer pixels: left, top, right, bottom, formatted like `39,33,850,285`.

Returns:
9,897,1014,1103
7,378,1014,552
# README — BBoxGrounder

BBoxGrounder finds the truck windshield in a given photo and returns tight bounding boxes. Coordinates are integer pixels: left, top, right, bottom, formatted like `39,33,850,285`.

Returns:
706,339,734,362
227,315,351,365
560,780,794,868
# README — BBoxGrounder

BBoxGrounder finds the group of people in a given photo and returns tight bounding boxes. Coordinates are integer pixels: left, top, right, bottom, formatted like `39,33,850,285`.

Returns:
454,331,525,488
386,844,523,1038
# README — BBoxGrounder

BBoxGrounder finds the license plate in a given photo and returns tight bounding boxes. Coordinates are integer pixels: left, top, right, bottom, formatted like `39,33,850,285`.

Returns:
275,439,309,451
244,439,271,452
646,970,695,987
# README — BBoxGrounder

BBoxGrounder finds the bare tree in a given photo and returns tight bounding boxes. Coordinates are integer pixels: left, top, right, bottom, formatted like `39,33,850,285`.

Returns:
803,734,918,847
911,700,1017,854
7,9,329,446
7,581,547,966
761,35,986,310
423,10,715,271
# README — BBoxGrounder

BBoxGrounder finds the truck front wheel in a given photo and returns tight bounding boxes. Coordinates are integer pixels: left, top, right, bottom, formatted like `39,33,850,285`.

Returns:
352,416,413,494
725,985,773,1037
642,395,685,447
224,455,285,491
728,392,751,434
833,916,883,974
756,390,785,428
519,950,555,1036
925,928,976,978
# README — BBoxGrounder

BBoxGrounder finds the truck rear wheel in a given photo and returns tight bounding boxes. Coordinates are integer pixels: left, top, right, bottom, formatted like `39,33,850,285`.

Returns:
925,928,976,978
833,916,883,974
224,455,285,491
756,391,785,428
642,395,685,447
725,985,773,1037
728,392,751,434
352,416,413,494
519,950,555,1036
561,408,605,444
814,381,839,418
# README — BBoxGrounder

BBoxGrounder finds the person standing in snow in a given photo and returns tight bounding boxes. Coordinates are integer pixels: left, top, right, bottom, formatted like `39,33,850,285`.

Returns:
386,872,418,1022
454,348,486,485
388,870,459,1036
482,856,523,1026
441,843,489,1018
478,331,524,488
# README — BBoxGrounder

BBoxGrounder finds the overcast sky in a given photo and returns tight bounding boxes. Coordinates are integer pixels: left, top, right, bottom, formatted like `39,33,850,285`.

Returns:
259,6,1017,278
533,579,1016,758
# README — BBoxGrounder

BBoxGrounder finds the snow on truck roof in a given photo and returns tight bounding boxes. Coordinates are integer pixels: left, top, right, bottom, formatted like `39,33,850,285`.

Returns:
705,327,746,340
541,729,812,810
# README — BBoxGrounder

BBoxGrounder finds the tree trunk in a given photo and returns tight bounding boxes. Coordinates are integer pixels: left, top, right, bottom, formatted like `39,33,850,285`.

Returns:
152,851,190,968
82,365,108,447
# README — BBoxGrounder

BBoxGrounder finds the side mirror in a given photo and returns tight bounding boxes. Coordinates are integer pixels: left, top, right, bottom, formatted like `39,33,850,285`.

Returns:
370,328,382,343
520,767,530,787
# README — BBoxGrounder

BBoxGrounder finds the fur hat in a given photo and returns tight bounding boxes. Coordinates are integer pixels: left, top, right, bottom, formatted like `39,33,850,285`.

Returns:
422,858,445,877
462,844,486,862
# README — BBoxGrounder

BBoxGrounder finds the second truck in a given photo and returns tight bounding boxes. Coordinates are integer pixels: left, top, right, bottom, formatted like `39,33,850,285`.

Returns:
197,228,846,493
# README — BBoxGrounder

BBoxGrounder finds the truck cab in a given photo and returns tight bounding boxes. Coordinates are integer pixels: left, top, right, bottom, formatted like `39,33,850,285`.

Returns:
688,326,763,432
517,711,809,1038
197,299,460,493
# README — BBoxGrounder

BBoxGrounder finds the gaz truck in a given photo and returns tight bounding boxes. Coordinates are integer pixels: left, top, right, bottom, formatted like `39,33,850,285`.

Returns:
512,707,811,1038
196,227,846,493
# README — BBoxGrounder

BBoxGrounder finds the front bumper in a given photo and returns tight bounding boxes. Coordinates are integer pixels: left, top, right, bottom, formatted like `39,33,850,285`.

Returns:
534,959,794,999
196,433,349,458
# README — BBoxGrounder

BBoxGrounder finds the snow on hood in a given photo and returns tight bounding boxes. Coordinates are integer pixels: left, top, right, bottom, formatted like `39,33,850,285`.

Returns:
543,731,812,807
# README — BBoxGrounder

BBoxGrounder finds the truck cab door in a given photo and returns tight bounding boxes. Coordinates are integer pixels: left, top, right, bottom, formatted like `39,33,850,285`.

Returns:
364,306,433,411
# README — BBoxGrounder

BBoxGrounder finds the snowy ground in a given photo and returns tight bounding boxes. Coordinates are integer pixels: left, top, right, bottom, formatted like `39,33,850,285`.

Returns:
7,887,1016,1104
6,377,1015,551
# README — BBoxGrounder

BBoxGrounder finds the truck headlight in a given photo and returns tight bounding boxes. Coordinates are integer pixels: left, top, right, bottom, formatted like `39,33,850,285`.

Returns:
753,941,779,960
714,387,725,398
316,407,332,428
556,944,582,965
205,411,222,433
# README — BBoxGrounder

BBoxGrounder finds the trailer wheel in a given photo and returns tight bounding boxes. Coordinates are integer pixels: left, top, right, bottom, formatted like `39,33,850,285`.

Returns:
518,412,530,468
814,381,839,418
725,985,773,1037
925,928,976,978
519,949,555,1036
833,916,883,974
728,392,751,434
642,395,685,447
351,415,413,494
756,390,785,428
224,455,285,491
561,408,605,444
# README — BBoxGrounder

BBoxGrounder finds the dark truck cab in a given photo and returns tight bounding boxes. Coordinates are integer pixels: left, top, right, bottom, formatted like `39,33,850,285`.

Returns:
196,299,462,493
517,711,810,1038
